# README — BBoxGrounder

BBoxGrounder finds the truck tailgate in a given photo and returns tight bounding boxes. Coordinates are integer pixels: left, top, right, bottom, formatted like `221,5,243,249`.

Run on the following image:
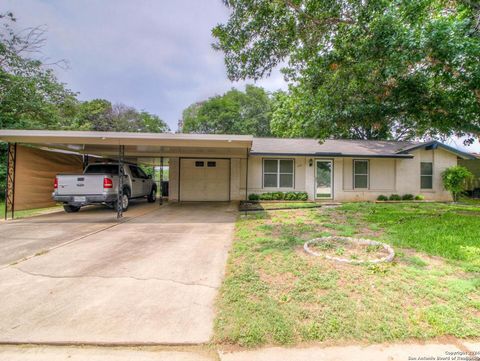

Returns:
56,174,106,195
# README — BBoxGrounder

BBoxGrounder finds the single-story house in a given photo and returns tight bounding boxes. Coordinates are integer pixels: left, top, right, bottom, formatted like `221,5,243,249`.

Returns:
0,130,476,212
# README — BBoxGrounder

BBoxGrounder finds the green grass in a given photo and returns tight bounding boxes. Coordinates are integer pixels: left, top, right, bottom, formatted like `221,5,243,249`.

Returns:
214,203,480,347
0,201,63,220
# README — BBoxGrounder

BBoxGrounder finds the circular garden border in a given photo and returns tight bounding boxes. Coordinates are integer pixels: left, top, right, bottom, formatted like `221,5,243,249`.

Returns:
304,236,395,264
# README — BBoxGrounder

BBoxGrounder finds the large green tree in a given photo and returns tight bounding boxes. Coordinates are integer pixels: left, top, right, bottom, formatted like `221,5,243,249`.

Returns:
213,0,480,142
181,85,273,136
76,100,169,133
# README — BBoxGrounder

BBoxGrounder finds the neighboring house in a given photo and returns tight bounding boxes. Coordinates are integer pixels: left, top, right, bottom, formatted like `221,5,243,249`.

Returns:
0,131,476,209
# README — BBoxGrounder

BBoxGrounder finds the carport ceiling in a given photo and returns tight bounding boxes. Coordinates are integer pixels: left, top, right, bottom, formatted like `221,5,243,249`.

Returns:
0,130,253,159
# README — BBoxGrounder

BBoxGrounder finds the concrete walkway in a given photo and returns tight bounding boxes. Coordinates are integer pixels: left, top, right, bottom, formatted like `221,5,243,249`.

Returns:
0,340,479,361
0,202,237,345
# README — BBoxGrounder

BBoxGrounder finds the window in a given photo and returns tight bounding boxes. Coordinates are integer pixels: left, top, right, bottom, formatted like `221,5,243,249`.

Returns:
353,160,369,189
421,162,433,189
263,159,294,188
85,164,118,175
207,161,216,167
136,167,148,179
195,161,204,167
128,165,141,178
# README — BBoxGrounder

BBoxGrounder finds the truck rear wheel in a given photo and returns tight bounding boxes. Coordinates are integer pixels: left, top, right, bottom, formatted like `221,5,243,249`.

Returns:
113,188,130,212
147,186,157,203
64,205,81,213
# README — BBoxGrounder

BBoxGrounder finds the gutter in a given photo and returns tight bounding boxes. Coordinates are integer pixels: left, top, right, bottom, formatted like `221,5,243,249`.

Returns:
249,152,414,159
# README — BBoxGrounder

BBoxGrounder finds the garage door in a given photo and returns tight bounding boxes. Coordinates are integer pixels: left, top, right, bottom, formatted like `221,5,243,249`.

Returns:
179,159,230,201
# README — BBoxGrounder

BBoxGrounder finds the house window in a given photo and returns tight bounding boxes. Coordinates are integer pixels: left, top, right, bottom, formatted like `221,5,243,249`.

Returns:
263,159,294,188
353,160,369,189
207,161,216,167
421,162,433,189
195,161,204,167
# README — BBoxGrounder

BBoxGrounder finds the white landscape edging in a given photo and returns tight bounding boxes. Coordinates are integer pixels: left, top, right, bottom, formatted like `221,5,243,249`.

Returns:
304,236,395,264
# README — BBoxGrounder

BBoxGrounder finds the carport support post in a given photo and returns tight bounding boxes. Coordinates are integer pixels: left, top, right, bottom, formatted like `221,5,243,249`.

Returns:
117,145,125,219
159,156,164,205
4,143,17,220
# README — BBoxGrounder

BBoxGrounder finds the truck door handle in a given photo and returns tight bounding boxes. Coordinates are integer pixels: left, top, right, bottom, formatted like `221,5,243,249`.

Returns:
132,179,136,182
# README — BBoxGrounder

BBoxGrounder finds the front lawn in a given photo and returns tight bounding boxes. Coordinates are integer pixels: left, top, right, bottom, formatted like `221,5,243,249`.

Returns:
215,202,480,347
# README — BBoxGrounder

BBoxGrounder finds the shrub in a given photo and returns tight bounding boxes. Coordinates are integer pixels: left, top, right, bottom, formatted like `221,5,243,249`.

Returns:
296,192,308,201
259,193,273,200
254,191,309,201
377,195,388,201
284,192,297,200
402,194,414,201
414,194,425,200
389,194,401,201
442,166,474,202
272,192,284,200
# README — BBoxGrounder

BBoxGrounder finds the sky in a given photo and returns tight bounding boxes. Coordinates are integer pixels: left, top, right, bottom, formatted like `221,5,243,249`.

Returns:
3,0,480,153
4,0,286,130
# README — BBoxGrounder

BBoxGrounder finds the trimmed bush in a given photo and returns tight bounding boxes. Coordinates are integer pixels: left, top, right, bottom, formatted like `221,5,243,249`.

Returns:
415,194,425,200
377,195,388,201
296,192,308,201
284,192,298,200
402,194,414,201
250,191,309,201
389,194,401,201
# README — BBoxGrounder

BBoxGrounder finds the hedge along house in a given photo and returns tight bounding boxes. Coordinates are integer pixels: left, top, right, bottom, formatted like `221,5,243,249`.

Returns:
0,130,475,219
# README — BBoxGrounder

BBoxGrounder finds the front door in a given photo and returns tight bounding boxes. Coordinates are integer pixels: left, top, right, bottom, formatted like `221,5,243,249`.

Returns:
315,160,333,199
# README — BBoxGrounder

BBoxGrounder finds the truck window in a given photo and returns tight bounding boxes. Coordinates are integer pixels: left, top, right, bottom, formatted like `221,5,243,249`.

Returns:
137,167,148,179
85,164,119,175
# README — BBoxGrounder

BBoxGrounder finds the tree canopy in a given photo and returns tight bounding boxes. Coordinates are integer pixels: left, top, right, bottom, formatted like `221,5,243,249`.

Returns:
76,100,169,133
213,0,480,142
181,85,273,136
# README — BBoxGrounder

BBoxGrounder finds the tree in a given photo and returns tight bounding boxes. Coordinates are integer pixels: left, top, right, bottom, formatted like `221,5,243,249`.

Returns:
0,13,169,198
76,100,169,133
0,12,78,130
442,166,474,201
213,0,480,142
181,85,273,136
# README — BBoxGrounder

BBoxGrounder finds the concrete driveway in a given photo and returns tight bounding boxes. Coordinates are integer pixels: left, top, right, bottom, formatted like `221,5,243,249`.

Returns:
0,202,237,344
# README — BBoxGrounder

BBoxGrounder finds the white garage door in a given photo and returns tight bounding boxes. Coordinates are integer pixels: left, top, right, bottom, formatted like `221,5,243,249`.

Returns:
179,159,230,201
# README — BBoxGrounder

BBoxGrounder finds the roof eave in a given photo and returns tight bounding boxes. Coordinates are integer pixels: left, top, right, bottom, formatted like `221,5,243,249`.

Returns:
250,152,414,158
397,141,476,160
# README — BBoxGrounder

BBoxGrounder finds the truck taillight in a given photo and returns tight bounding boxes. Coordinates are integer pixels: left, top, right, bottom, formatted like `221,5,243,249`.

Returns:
54,177,58,189
103,177,113,189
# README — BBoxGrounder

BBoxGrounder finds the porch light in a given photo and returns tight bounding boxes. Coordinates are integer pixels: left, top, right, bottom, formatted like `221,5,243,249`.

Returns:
309,159,313,167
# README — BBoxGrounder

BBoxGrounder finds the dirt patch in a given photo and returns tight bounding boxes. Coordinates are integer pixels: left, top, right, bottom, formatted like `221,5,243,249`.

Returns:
306,237,393,263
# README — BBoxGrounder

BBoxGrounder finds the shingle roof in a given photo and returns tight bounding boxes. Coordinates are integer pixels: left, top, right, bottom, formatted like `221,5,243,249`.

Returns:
251,138,418,158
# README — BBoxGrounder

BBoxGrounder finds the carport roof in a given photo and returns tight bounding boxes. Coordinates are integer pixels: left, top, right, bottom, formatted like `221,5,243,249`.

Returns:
0,130,253,148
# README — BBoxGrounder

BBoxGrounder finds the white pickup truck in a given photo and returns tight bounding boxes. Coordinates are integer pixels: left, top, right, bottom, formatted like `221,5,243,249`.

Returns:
52,163,157,213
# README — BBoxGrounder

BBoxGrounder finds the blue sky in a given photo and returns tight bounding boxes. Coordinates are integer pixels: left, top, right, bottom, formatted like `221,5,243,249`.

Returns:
3,0,479,152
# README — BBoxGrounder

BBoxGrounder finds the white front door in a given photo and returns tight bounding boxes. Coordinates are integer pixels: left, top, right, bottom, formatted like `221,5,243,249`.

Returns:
315,160,333,199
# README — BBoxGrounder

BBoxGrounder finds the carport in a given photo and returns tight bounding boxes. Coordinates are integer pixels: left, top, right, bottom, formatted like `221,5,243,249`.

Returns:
0,130,252,220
